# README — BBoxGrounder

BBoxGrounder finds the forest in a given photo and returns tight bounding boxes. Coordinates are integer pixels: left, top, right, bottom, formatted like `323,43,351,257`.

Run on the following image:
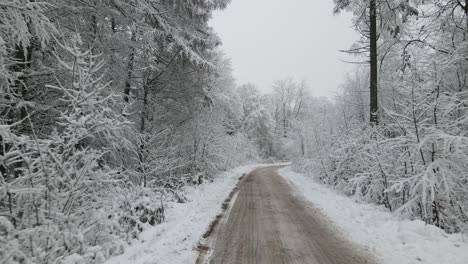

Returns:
0,0,467,263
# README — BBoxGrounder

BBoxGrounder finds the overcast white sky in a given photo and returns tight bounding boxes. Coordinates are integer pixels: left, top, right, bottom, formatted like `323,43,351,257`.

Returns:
209,0,358,98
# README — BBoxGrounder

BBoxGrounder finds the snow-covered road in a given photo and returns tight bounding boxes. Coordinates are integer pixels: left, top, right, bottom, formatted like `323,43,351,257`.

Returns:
206,166,374,264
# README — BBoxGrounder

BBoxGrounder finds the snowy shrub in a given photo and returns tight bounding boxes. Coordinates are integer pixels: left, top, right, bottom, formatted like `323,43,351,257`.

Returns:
0,39,131,263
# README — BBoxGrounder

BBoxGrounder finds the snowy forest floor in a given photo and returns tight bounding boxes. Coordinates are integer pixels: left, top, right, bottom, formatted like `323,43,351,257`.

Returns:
279,167,468,264
104,164,271,264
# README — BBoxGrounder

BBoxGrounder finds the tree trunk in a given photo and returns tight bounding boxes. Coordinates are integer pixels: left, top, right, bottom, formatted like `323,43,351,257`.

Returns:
369,0,378,125
140,83,148,133
300,135,305,156
13,42,32,134
124,27,136,102
282,103,287,138
138,80,149,187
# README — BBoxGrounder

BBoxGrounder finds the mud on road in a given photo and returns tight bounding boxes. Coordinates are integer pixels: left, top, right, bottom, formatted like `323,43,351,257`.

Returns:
203,166,375,264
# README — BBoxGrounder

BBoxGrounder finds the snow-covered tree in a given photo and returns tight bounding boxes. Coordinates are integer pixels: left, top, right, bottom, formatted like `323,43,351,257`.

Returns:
289,0,468,233
0,0,258,262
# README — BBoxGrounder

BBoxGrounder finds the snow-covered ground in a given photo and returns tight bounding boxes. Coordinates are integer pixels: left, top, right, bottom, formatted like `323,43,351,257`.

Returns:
278,166,468,264
104,164,267,264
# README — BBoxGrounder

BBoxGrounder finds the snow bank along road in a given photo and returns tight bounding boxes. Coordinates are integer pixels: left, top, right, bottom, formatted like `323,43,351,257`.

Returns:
279,167,468,264
205,166,375,264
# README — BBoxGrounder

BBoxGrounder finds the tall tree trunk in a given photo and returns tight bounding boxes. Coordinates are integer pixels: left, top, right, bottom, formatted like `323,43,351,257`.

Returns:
465,0,468,34
369,0,378,125
140,82,148,133
124,27,136,102
13,42,32,134
138,78,149,187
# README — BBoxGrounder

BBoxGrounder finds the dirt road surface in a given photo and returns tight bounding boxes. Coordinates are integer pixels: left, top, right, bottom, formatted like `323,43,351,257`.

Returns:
206,166,375,264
